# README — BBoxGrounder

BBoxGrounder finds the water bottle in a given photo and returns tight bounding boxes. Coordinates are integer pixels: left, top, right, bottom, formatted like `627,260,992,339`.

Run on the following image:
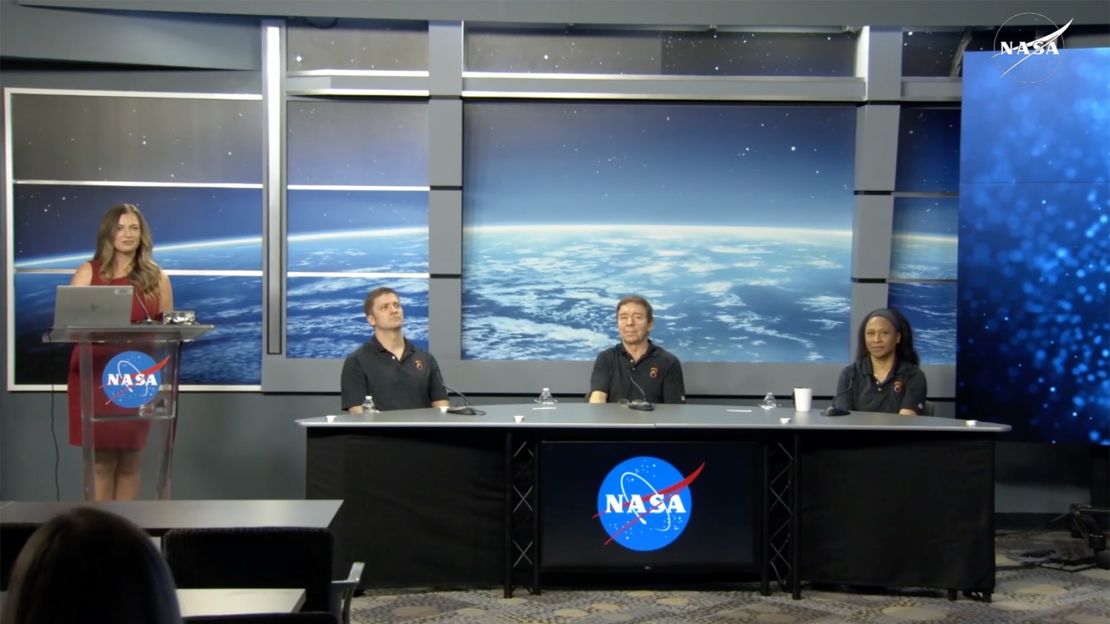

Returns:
535,387,557,405
361,395,378,414
759,392,778,410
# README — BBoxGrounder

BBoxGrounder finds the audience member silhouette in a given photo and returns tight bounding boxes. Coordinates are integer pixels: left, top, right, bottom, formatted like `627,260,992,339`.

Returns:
1,507,181,624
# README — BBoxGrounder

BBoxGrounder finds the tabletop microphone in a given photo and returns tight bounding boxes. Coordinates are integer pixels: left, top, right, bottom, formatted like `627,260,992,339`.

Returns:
825,376,852,416
625,367,655,412
435,368,484,415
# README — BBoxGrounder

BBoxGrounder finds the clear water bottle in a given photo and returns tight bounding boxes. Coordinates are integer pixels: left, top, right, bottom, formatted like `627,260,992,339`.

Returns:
361,395,378,414
535,387,557,405
759,392,778,410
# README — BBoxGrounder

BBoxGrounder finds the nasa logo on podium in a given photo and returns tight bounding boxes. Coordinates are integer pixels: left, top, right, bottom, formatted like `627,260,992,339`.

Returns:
101,351,169,409
595,456,704,552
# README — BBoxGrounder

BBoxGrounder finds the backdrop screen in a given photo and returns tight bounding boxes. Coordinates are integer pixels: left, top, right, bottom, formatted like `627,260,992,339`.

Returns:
958,49,1110,445
541,441,758,572
463,102,855,363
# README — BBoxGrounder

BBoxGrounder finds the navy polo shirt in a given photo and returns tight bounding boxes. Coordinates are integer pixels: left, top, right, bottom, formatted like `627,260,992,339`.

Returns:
589,341,686,404
833,358,927,415
340,336,448,411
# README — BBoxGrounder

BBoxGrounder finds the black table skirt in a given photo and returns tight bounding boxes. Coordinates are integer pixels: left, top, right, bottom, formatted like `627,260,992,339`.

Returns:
799,432,995,591
307,430,504,587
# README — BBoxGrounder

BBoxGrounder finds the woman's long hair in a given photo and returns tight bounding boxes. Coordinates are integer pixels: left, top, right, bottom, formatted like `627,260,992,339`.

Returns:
854,307,920,366
94,203,161,296
1,507,182,624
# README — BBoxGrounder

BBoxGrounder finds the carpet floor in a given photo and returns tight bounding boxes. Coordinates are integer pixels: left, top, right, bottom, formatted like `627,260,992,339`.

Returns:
349,531,1110,623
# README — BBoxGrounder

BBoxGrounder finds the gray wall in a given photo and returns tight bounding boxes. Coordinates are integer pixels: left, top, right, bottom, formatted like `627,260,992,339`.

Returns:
1,0,1104,515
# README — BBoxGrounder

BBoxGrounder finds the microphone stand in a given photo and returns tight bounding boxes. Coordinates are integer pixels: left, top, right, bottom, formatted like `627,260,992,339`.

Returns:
626,373,655,412
435,367,484,415
825,375,852,416
445,388,484,416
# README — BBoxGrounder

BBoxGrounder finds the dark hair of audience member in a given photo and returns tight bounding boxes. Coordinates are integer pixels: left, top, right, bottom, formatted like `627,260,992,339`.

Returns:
1,507,182,624
854,307,920,366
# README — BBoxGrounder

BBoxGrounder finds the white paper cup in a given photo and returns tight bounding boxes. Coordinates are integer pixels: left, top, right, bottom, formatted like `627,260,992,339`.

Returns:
793,387,812,412
514,415,524,423
325,415,336,423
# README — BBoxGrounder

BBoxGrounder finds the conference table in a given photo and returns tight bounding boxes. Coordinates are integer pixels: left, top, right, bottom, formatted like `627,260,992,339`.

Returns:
0,499,344,594
0,499,343,535
0,588,304,618
298,404,1008,599
177,588,306,617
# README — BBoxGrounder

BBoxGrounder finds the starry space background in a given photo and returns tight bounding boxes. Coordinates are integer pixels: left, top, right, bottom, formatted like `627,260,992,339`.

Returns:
958,48,1110,445
465,27,856,76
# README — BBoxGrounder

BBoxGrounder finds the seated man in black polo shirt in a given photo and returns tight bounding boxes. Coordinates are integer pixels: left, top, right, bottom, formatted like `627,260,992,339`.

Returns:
341,286,450,413
588,294,686,405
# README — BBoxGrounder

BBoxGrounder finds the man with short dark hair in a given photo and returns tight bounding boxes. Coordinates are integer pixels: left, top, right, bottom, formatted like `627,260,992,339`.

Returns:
340,287,449,413
588,294,686,404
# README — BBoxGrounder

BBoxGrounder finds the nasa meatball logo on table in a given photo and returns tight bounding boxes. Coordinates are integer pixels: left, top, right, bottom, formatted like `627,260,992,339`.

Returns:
101,351,168,409
595,456,704,552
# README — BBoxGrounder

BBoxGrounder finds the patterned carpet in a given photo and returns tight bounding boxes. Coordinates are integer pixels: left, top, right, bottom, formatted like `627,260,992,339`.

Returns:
350,532,1110,623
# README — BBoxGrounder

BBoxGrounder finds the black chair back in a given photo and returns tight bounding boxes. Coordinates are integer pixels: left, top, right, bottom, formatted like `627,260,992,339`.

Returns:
1,523,38,590
162,527,334,613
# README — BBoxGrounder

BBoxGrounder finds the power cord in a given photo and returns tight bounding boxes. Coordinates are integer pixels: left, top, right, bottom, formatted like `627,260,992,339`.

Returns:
50,383,61,501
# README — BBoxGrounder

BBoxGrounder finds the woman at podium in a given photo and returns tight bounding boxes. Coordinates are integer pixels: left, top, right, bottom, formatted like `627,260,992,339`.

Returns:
66,204,174,500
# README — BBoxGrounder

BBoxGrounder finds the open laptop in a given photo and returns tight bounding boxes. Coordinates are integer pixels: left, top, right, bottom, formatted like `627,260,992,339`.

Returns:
53,285,134,328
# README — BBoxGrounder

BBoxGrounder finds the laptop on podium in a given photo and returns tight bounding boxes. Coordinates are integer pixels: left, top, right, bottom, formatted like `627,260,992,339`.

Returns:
53,285,134,328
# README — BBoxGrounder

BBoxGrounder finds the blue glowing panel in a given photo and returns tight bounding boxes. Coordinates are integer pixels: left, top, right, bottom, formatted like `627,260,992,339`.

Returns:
890,197,958,280
959,48,1110,445
894,107,960,193
174,276,262,385
888,282,956,365
287,190,428,272
962,49,1110,185
286,277,429,359
463,102,855,362
13,185,262,271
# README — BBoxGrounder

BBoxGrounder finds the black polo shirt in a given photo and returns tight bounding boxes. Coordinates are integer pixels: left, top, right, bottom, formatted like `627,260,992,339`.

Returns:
589,341,686,404
340,336,448,411
833,358,927,415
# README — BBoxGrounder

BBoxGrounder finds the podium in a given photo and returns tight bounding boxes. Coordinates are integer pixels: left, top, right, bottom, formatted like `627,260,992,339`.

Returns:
44,325,213,500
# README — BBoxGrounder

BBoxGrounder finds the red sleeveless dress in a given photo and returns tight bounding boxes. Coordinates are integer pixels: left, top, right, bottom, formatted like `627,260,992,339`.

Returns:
66,260,163,448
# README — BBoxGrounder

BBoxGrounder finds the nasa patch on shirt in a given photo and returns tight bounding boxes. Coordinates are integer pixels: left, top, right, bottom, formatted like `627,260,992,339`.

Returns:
893,379,904,394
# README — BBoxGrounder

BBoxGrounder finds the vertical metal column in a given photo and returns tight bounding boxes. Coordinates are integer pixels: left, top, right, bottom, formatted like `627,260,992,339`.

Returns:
766,432,796,595
504,431,539,597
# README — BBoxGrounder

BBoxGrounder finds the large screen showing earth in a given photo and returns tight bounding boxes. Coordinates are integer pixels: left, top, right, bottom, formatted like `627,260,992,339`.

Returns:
462,102,856,362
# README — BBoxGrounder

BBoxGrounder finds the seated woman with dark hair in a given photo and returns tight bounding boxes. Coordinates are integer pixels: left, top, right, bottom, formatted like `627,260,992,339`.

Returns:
832,307,928,416
1,507,181,624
